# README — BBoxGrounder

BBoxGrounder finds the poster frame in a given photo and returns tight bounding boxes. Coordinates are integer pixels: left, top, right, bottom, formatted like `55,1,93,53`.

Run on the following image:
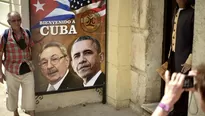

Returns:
28,0,107,104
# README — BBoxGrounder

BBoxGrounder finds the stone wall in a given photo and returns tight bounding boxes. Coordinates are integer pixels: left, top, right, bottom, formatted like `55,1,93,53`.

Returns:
130,0,164,115
189,0,205,115
35,89,102,112
0,0,179,115
107,0,132,108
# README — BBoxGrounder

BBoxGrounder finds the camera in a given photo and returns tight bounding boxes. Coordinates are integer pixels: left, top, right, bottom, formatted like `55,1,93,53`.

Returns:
183,75,194,89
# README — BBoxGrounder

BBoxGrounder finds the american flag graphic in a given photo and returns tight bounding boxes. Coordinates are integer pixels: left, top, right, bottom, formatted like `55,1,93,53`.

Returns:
30,0,106,29
70,0,106,16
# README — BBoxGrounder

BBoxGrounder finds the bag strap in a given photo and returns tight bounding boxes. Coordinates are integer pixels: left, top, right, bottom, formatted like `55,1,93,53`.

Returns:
2,29,31,52
1,29,31,61
2,29,9,53
25,29,31,38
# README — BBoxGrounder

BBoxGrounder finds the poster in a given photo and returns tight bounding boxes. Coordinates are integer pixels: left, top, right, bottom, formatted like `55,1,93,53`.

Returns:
29,0,106,94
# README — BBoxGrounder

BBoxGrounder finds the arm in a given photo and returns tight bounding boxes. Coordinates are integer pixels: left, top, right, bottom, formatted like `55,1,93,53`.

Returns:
185,54,192,65
0,50,5,83
181,54,192,73
0,35,5,83
152,71,185,116
27,29,34,60
185,12,194,66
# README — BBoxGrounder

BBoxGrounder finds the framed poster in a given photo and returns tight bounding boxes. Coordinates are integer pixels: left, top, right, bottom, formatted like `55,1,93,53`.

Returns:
29,0,106,97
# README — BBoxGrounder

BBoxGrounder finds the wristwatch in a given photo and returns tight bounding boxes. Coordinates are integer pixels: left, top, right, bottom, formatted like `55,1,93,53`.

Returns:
158,103,171,112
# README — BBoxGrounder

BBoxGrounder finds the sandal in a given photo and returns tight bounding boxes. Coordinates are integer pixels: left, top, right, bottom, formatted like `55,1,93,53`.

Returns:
14,109,19,116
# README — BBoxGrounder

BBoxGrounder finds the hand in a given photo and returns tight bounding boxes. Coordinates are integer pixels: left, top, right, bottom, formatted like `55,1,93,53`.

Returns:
161,71,185,107
181,63,192,73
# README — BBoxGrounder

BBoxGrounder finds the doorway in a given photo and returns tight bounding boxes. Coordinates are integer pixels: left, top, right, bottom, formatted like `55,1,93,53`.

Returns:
161,0,177,97
161,0,195,97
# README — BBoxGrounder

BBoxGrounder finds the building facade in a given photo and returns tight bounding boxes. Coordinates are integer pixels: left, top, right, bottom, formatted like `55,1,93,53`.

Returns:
0,0,204,115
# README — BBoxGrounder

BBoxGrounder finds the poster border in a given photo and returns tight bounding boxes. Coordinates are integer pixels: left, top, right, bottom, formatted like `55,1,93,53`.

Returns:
29,0,107,104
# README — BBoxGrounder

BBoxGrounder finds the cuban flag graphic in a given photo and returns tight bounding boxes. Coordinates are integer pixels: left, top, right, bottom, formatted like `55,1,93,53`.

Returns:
30,0,75,29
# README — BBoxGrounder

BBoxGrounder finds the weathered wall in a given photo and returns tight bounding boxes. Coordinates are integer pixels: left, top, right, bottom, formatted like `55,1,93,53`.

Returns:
130,0,164,115
35,89,102,112
189,0,205,115
0,0,103,112
107,0,132,108
0,0,167,115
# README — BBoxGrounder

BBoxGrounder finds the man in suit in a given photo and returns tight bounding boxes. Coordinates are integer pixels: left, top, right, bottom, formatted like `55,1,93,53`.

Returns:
38,41,83,92
71,36,105,87
167,0,194,115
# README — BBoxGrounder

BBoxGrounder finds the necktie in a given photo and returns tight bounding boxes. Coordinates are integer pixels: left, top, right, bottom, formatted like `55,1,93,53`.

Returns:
48,85,55,91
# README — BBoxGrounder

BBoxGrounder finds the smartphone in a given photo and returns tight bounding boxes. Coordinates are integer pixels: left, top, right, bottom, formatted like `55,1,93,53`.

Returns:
183,76,194,89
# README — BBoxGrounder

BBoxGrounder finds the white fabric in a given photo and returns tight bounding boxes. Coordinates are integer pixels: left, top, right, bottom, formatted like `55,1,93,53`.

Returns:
48,85,55,91
5,71,35,111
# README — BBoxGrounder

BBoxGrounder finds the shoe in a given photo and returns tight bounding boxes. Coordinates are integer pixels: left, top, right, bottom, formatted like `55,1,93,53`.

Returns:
24,110,35,116
24,110,29,114
14,109,19,116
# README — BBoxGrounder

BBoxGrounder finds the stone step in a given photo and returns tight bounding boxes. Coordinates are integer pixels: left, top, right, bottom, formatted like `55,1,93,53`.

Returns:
141,102,159,114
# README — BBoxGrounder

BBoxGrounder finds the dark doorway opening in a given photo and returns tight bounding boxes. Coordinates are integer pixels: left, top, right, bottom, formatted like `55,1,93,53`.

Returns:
161,0,177,98
161,0,195,98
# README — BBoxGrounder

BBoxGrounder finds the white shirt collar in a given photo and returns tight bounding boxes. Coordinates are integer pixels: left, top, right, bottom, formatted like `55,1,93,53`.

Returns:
84,70,102,87
47,69,69,91
178,8,184,11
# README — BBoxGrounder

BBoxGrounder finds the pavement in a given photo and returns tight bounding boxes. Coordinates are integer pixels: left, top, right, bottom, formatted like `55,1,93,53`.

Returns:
0,82,139,116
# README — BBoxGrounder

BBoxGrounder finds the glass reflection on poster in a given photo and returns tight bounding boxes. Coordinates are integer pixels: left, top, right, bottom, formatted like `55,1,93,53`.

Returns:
29,0,106,94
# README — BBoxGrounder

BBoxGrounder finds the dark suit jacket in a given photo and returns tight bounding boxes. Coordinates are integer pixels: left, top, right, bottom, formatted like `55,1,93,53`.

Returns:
37,71,83,92
169,7,194,73
58,71,83,90
94,72,105,86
